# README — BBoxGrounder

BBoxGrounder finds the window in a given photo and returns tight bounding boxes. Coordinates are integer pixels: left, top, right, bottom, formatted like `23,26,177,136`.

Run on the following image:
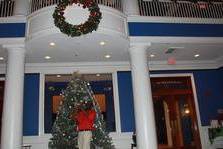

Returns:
44,73,116,133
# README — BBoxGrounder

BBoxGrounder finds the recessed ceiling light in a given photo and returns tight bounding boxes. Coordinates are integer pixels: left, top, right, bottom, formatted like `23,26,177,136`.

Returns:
100,41,106,46
194,54,200,58
49,42,56,46
56,75,61,78
45,56,51,59
96,74,100,77
150,54,155,58
0,57,4,60
105,54,111,59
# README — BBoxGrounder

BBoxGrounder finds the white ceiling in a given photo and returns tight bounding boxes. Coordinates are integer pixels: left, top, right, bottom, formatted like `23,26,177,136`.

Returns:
148,43,223,61
0,32,223,65
25,32,130,63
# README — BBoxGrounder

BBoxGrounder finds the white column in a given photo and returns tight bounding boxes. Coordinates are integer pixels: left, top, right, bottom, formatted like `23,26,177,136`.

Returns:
1,45,25,149
14,0,29,16
129,45,158,149
122,0,140,16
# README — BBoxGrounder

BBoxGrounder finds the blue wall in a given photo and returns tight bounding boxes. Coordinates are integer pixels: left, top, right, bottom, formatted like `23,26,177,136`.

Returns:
128,22,223,37
117,72,135,132
23,74,39,136
117,69,223,132
21,69,223,135
0,23,26,37
1,22,223,38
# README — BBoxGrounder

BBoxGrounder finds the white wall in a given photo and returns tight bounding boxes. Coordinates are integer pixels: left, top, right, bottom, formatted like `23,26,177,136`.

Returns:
23,126,223,149
23,127,223,149
23,133,133,149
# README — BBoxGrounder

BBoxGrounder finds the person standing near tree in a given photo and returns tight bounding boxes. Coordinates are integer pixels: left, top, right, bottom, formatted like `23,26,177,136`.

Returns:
74,102,96,149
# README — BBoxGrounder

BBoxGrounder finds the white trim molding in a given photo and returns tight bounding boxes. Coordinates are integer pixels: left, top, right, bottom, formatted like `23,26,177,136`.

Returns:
0,38,25,45
112,72,122,133
24,60,221,74
37,70,122,137
215,56,223,68
130,36,223,45
38,73,45,136
0,64,6,74
128,16,223,24
0,16,26,23
0,59,222,76
148,60,219,70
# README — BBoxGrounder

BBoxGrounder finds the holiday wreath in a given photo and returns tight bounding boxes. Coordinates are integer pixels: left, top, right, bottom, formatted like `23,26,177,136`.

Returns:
53,0,102,37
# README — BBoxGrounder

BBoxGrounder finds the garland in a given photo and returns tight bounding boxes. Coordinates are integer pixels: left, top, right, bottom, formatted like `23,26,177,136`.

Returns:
53,0,102,37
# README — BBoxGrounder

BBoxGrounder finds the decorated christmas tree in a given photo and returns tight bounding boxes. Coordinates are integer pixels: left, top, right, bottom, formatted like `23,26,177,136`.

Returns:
49,74,114,149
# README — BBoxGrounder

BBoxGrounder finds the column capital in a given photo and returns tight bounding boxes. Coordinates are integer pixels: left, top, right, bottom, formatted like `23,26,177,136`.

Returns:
130,43,151,48
2,44,25,52
129,43,151,52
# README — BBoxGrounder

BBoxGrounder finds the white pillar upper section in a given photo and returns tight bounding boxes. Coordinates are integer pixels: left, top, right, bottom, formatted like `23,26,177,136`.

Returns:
122,0,140,16
1,45,25,149
14,0,29,16
129,45,158,149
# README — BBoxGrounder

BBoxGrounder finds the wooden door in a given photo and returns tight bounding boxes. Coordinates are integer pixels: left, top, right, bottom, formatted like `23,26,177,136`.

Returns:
151,77,201,149
154,96,184,149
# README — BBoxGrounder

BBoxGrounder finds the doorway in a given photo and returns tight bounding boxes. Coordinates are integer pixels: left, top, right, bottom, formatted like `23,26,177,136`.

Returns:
151,76,201,149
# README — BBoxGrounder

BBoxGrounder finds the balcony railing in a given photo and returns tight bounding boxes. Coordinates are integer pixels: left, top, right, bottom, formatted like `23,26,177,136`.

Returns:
138,0,223,18
30,0,122,13
0,0,14,17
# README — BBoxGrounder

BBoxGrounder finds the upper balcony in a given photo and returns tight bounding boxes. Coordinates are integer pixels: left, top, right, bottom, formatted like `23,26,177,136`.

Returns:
30,0,122,13
0,0,223,20
138,0,223,19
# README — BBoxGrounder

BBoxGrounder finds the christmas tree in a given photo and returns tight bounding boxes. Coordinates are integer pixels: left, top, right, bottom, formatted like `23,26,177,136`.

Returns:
49,74,114,149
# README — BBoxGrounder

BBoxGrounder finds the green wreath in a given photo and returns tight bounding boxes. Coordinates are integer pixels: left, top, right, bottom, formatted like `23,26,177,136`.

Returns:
53,0,102,37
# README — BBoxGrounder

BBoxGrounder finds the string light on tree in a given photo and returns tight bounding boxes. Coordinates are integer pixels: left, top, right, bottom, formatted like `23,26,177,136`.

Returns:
49,73,114,149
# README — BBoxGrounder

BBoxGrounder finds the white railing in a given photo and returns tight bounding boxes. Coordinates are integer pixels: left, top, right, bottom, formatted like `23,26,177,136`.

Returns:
30,0,122,13
138,0,223,18
94,0,122,11
0,0,15,17
30,0,60,13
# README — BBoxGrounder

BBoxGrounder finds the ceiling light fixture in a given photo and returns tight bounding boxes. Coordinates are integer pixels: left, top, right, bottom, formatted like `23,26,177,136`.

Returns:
105,54,111,59
150,54,155,58
49,42,56,46
100,41,106,46
0,57,4,60
96,74,101,77
194,54,200,58
45,56,51,60
56,75,61,78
